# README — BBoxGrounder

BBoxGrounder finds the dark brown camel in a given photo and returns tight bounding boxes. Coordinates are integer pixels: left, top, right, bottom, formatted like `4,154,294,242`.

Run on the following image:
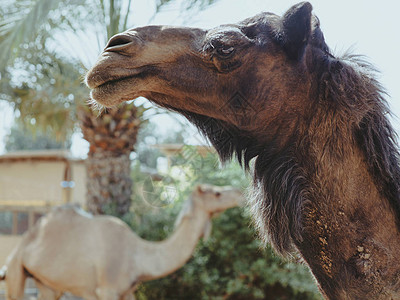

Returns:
86,2,400,299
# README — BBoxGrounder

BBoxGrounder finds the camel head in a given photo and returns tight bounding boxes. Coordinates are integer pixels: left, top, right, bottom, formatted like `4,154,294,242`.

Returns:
86,2,327,154
174,184,243,240
175,185,242,225
194,184,243,215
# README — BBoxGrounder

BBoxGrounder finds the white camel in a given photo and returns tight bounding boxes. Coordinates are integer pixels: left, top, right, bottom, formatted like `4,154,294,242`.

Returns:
0,184,242,300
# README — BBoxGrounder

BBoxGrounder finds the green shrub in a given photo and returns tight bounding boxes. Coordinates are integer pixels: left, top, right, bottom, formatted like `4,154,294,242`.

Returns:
129,149,321,299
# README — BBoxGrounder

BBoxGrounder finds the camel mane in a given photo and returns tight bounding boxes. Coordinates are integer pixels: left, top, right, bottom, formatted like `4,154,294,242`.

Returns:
167,28,400,256
324,52,400,220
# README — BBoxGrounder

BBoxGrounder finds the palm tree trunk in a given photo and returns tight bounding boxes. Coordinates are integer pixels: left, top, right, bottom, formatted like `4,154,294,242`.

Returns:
78,102,141,216
86,151,132,215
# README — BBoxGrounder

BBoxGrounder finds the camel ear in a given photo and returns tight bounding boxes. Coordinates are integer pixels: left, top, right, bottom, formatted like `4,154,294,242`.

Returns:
197,185,204,193
280,2,313,60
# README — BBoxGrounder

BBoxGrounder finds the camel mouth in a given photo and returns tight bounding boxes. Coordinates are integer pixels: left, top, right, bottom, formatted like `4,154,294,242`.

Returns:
86,66,151,106
86,66,145,90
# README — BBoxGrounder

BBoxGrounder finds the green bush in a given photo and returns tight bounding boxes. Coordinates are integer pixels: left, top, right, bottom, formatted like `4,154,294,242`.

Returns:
135,207,321,300
128,148,322,299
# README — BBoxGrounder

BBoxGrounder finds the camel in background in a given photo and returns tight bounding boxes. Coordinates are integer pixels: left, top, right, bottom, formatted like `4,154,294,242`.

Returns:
86,2,400,298
0,184,243,300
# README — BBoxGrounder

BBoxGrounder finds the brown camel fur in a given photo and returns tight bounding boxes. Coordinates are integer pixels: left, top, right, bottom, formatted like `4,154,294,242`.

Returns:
85,2,400,299
0,185,242,300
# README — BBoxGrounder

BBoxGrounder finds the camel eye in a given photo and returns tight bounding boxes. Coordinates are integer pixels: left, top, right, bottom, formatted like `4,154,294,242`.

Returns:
216,46,235,57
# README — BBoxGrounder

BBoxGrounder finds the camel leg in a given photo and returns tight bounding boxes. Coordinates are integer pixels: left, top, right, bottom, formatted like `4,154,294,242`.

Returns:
34,280,62,300
5,266,27,300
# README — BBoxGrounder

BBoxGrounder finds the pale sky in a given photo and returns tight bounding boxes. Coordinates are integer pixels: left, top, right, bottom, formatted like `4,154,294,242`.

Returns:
1,0,399,156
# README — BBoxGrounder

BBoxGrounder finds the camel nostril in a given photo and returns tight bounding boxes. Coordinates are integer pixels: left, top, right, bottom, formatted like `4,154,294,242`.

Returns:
105,34,133,51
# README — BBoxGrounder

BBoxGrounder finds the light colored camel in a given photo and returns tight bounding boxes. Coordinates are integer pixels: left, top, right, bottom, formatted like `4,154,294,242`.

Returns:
0,184,242,300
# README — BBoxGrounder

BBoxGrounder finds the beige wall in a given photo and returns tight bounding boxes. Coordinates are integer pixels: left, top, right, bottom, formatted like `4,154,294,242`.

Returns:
0,160,86,206
0,161,64,204
71,161,86,207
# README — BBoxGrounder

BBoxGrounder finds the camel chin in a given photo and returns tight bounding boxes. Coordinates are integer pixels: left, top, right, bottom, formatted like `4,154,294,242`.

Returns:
89,77,141,107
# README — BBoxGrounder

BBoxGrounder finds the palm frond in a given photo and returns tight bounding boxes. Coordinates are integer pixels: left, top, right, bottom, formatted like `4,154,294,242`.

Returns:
0,0,63,69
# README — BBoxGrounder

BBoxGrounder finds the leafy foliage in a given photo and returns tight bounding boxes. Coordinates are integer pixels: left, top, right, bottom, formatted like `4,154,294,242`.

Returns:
0,0,63,68
0,55,87,140
134,119,186,169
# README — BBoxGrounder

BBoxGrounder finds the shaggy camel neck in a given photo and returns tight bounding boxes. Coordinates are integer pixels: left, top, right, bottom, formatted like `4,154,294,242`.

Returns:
138,205,209,281
294,106,400,299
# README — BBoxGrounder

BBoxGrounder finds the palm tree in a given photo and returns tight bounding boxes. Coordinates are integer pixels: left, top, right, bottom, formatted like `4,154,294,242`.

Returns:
0,0,217,216
78,103,144,215
0,46,85,139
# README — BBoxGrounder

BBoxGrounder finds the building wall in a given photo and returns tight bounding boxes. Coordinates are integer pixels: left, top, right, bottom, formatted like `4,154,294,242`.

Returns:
0,160,86,205
0,161,65,204
71,162,86,208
